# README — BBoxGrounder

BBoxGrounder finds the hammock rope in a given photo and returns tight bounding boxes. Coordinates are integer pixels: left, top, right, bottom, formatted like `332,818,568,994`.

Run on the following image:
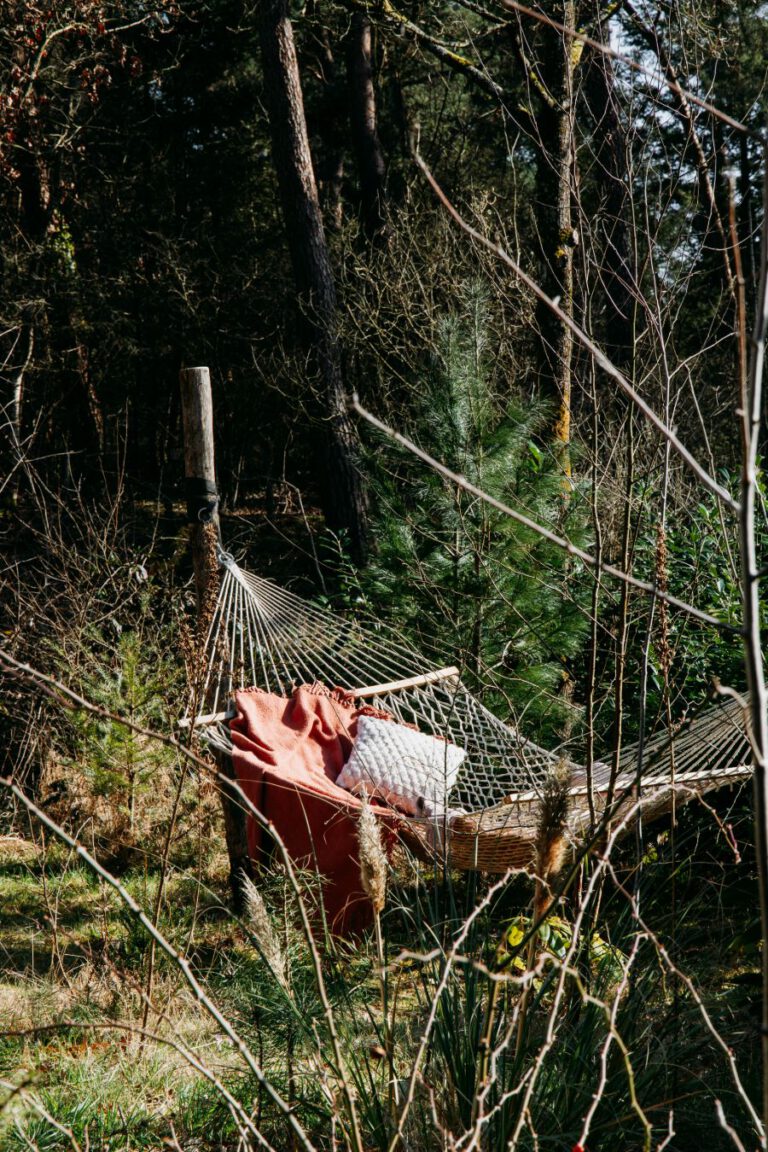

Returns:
183,552,753,833
186,552,565,810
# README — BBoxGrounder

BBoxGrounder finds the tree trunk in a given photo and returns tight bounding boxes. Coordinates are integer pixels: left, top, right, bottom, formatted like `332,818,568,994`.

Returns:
532,2,577,486
583,30,637,373
346,13,387,243
310,26,346,231
17,146,104,469
259,0,370,564
529,3,579,736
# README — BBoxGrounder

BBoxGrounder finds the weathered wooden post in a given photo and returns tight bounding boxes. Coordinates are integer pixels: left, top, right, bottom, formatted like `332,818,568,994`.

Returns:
179,366,253,907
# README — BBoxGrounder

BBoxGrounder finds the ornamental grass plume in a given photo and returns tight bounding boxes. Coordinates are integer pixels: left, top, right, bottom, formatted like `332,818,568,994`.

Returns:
534,759,571,921
358,795,394,1121
515,760,572,1059
358,797,387,915
241,872,289,989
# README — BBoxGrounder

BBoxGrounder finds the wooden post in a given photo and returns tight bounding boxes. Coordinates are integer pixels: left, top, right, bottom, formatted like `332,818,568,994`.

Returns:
179,367,220,628
179,366,253,907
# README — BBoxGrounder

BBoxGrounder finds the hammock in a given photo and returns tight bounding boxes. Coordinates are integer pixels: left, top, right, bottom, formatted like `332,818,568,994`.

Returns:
182,551,753,871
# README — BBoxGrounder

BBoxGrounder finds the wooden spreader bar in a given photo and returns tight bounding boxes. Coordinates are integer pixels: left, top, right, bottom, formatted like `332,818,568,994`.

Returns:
178,710,229,730
353,665,460,699
178,665,461,729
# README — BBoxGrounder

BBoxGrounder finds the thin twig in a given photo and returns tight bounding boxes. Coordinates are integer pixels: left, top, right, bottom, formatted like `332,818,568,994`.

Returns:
0,1077,82,1152
352,397,738,631
606,861,764,1143
0,646,364,1152
411,150,740,515
739,137,768,1144
2,1021,267,1150
716,1098,749,1152
1,781,318,1152
140,753,190,1046
499,1,761,141
386,871,517,1152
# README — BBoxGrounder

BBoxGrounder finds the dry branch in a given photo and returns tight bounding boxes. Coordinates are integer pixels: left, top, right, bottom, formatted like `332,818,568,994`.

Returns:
411,150,740,515
352,396,737,631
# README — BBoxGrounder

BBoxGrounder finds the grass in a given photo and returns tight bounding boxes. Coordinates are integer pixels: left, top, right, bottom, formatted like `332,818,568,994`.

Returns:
0,791,763,1152
0,831,246,1152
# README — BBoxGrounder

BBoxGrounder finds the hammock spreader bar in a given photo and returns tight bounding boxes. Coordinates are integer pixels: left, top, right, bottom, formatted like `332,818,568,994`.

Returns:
181,555,753,866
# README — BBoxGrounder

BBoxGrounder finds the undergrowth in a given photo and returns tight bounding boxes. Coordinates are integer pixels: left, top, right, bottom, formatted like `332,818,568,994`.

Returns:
0,790,760,1152
0,474,762,1151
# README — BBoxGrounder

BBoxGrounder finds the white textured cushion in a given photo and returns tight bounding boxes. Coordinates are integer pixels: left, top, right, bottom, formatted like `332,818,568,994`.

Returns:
337,715,465,817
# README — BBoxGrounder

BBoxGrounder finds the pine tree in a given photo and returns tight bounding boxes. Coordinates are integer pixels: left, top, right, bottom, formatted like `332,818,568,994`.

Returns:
365,284,591,742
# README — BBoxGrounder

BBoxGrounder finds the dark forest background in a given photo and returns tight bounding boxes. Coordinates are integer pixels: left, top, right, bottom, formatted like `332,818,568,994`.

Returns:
5,0,767,755
3,5,768,1150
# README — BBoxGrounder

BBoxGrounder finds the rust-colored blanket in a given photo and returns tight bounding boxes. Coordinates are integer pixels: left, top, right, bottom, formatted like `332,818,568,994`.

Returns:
229,684,401,934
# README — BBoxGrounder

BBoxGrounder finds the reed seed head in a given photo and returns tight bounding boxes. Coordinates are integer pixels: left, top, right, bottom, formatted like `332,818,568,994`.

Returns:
534,760,571,917
358,798,387,915
241,872,288,988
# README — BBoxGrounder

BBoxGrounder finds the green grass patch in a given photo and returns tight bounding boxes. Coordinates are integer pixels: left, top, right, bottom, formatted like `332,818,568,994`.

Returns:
0,798,763,1152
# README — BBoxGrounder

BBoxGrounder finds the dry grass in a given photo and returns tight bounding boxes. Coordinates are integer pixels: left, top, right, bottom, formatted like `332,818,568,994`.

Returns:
0,831,253,1152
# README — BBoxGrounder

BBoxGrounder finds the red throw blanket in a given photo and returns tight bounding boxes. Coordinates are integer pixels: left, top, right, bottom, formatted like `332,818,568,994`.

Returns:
229,684,401,934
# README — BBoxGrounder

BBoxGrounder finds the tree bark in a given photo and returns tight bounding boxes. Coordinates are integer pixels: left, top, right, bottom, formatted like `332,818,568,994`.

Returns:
583,29,637,373
532,2,577,485
260,0,370,564
346,13,387,243
527,3,579,737
310,26,346,231
737,142,768,1143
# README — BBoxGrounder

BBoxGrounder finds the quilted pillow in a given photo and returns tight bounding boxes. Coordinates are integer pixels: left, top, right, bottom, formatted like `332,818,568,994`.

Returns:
336,715,465,817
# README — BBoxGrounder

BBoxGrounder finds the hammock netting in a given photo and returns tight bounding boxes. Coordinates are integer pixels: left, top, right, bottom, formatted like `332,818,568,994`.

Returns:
191,555,564,807
184,553,753,869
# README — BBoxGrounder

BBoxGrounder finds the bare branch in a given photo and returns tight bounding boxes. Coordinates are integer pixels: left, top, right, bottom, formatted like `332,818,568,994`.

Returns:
500,0,761,141
2,1021,264,1149
739,138,768,1142
623,0,733,289
340,0,504,100
606,860,765,1143
412,150,741,515
352,396,739,632
0,778,318,1152
0,646,364,1152
0,1077,82,1152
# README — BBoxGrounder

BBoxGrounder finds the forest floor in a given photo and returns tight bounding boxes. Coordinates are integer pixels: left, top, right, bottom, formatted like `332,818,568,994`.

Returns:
0,831,251,1151
0,793,764,1152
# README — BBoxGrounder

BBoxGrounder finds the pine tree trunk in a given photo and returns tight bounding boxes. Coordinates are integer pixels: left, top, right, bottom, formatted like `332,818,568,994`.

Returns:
533,2,576,485
531,4,578,736
584,36,636,372
312,27,346,232
347,13,387,243
259,0,370,564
